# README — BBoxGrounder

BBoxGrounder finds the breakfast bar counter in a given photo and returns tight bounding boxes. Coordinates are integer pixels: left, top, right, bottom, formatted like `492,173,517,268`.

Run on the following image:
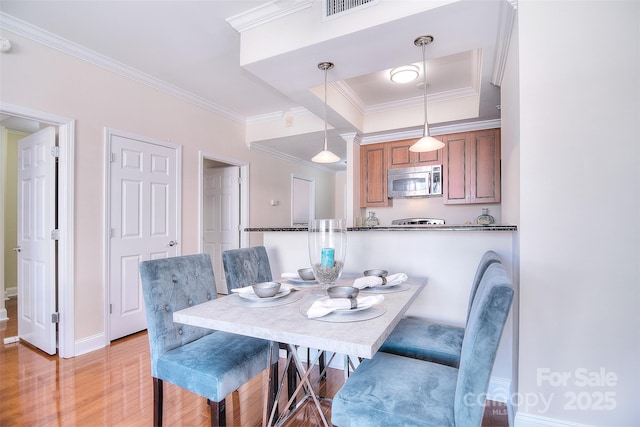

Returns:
245,224,517,232
244,224,518,402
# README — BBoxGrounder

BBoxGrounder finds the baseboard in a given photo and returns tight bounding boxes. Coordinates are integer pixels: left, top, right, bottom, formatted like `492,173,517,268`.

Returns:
73,332,106,357
515,412,593,427
4,287,17,298
487,375,511,403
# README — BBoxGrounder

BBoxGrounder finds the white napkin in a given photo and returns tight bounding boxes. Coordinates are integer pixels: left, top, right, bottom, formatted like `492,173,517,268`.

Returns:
352,273,408,289
231,283,298,295
307,295,384,318
281,272,301,279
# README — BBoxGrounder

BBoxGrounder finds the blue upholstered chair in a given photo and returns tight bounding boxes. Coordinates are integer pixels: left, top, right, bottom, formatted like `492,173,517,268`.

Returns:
221,246,305,404
331,262,514,427
379,250,502,367
139,254,277,427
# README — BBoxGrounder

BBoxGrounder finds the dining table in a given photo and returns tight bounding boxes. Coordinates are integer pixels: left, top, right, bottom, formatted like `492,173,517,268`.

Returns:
173,272,427,427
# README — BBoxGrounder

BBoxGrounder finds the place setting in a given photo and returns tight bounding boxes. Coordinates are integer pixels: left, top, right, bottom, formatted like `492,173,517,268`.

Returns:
280,268,318,286
351,269,411,293
300,285,387,323
226,281,303,307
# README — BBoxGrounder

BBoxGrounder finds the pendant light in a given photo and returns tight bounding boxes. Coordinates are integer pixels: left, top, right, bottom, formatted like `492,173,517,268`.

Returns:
312,61,341,163
410,35,445,153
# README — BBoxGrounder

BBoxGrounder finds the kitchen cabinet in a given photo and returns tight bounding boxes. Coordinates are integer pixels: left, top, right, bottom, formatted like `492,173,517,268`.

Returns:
387,138,443,169
360,142,391,207
442,129,501,204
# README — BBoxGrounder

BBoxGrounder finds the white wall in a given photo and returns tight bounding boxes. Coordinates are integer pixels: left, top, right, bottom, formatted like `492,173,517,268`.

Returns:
515,2,639,426
0,30,336,345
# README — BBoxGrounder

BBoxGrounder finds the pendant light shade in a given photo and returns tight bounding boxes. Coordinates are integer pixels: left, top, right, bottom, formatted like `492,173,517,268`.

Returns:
312,61,340,164
410,35,445,153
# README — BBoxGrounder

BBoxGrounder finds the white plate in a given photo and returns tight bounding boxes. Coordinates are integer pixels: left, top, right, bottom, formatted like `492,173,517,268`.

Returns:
238,288,291,301
283,276,318,285
318,296,374,313
333,303,374,313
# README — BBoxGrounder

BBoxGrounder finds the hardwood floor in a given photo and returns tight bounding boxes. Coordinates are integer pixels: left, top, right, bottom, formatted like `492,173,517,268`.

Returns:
0,297,508,426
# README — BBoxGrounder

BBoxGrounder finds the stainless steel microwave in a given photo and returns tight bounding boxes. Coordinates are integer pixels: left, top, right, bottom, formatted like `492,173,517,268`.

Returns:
387,165,442,198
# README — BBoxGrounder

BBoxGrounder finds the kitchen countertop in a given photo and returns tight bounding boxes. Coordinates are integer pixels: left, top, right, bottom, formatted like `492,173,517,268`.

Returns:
245,224,517,232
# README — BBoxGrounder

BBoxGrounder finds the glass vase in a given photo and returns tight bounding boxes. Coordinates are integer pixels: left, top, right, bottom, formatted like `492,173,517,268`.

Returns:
365,211,379,227
308,219,347,293
476,208,495,225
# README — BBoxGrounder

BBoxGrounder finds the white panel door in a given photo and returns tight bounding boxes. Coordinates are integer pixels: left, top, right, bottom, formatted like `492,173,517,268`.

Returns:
17,126,57,355
203,167,240,294
109,134,179,340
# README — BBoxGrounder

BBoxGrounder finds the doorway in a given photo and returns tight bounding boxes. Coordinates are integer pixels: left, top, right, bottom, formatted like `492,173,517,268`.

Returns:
199,151,248,294
0,104,75,358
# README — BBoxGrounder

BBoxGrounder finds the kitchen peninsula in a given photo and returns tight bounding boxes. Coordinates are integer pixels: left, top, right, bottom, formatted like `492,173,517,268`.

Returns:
245,224,517,401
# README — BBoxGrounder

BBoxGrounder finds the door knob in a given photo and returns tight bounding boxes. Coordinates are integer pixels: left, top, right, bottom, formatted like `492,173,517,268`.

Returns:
168,240,178,247
12,246,21,253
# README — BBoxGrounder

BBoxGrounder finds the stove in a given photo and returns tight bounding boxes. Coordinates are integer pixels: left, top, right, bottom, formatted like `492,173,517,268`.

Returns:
391,218,445,225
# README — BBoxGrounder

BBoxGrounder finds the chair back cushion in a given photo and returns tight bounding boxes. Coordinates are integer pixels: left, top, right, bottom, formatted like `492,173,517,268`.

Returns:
139,254,217,376
466,250,503,324
222,246,273,292
455,262,513,426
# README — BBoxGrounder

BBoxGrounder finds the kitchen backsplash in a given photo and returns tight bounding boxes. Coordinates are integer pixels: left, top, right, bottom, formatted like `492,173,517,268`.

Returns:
359,197,502,226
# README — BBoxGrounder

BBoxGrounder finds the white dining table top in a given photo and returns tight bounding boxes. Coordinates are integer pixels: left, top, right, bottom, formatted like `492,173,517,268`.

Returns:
173,273,426,359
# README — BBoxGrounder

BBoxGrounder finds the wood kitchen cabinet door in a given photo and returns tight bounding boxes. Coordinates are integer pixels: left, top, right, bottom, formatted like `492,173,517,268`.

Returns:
442,129,501,204
387,138,443,169
360,143,391,207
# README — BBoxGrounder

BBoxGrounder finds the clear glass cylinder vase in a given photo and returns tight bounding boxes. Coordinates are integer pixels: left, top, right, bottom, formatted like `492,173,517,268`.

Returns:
308,219,347,292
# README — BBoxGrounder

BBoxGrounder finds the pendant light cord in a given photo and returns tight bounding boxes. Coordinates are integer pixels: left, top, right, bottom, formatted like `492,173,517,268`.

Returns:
324,64,328,150
422,41,428,136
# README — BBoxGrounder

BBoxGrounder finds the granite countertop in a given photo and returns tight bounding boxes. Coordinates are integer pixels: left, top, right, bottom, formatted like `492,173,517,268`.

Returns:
245,224,517,232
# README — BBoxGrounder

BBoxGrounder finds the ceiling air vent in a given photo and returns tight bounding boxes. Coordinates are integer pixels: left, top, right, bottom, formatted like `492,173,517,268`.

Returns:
323,0,379,20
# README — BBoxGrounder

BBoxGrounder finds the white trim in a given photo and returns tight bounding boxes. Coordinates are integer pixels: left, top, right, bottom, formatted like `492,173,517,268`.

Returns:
0,102,75,358
4,287,17,298
487,376,512,403
73,332,106,357
198,151,250,249
0,126,6,321
491,0,517,87
247,107,311,126
360,119,502,145
104,128,182,345
515,412,593,427
57,121,75,358
251,143,339,173
226,0,314,33
0,12,244,124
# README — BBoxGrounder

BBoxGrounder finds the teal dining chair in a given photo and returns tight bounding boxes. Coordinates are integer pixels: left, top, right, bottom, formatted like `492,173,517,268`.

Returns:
221,246,307,404
139,253,277,427
379,250,502,367
331,262,514,427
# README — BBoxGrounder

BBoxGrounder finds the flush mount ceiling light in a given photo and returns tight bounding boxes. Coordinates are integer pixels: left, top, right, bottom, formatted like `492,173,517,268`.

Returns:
410,35,445,153
390,65,419,83
312,61,341,164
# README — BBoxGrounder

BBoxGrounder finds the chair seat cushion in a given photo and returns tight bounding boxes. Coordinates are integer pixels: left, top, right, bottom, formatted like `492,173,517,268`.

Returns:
156,331,271,402
379,318,464,367
332,352,458,427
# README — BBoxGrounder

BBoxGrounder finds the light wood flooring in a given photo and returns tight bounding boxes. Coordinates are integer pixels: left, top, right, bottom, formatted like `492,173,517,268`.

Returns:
0,296,508,426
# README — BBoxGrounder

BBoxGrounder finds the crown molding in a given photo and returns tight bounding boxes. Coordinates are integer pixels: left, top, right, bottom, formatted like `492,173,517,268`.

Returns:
360,119,501,145
226,0,314,33
250,142,341,173
246,107,311,125
491,0,517,86
0,12,245,124
333,80,368,115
